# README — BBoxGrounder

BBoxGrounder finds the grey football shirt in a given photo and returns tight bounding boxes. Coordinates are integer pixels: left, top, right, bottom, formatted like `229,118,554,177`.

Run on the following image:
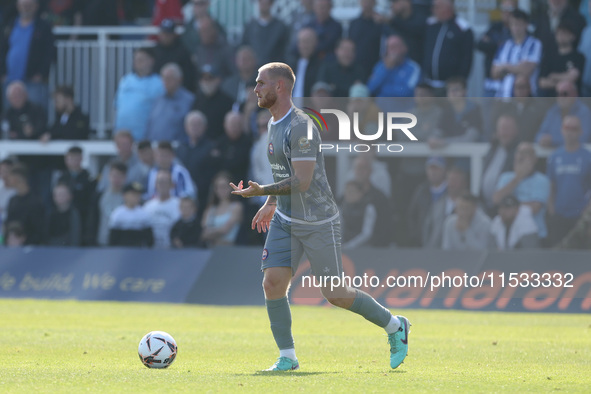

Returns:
266,106,339,223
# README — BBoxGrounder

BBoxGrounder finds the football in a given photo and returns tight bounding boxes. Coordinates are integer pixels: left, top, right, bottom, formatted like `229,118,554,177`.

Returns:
138,331,177,368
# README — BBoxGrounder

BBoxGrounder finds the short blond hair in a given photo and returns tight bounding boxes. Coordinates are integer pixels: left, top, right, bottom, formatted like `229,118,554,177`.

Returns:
258,62,295,90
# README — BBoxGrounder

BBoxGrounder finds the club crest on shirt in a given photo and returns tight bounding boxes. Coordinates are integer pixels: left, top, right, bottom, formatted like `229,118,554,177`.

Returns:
262,248,269,260
268,143,274,155
298,137,311,153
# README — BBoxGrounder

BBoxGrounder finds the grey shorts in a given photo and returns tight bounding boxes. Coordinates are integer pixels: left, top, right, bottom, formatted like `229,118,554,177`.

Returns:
261,212,343,278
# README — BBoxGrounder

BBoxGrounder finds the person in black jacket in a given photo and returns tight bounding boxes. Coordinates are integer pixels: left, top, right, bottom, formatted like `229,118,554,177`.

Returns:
44,85,90,141
54,146,96,239
153,19,196,93
4,81,46,140
383,0,427,67
170,196,202,248
44,182,81,246
4,165,45,245
0,0,54,110
422,0,473,92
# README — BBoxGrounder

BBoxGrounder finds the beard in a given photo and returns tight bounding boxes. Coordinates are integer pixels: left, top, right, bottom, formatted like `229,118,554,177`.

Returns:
257,90,277,109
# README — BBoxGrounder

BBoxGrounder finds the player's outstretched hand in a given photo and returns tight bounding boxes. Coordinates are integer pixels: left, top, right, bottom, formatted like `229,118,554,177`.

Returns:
252,203,276,233
229,180,263,198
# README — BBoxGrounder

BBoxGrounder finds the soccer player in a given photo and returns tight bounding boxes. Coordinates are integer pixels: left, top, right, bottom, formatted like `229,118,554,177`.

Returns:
230,62,410,371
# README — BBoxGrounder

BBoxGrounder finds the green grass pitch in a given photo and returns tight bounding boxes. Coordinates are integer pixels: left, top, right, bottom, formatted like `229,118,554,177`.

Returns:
0,299,590,393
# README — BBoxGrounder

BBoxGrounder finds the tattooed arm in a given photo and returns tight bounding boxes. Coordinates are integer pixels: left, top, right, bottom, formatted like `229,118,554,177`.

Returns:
230,161,315,197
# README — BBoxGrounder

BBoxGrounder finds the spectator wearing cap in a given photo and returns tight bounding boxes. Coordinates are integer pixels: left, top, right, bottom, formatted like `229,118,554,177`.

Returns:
546,115,591,245
367,35,420,98
491,9,542,98
407,156,447,246
145,141,196,201
44,85,90,141
422,0,473,91
535,81,591,148
532,0,586,67
489,195,539,250
493,142,550,240
423,166,468,248
176,110,218,215
289,27,322,98
192,64,233,141
442,192,491,251
114,47,164,141
316,38,365,98
145,63,194,143
144,169,182,248
304,0,343,61
383,0,427,67
221,46,258,107
241,0,289,66
153,19,196,93
108,182,153,248
538,22,586,97
0,0,55,112
192,16,234,79
348,0,383,80
579,0,591,97
181,0,226,52
476,0,514,97
43,182,81,246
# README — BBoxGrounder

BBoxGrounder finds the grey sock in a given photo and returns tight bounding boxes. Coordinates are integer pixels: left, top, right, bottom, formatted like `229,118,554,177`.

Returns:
266,296,294,350
349,289,392,328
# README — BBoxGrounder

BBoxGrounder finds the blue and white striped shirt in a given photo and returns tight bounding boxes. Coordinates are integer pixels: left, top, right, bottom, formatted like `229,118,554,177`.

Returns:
493,35,542,98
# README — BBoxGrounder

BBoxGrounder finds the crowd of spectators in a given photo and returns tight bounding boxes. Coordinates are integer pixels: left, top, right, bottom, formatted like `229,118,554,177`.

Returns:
1,0,591,251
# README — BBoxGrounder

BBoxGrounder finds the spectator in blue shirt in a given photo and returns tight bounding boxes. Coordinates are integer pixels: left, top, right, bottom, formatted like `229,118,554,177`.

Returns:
114,47,165,141
493,142,551,240
0,0,55,112
535,81,591,148
547,115,591,245
145,63,194,143
367,35,420,98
